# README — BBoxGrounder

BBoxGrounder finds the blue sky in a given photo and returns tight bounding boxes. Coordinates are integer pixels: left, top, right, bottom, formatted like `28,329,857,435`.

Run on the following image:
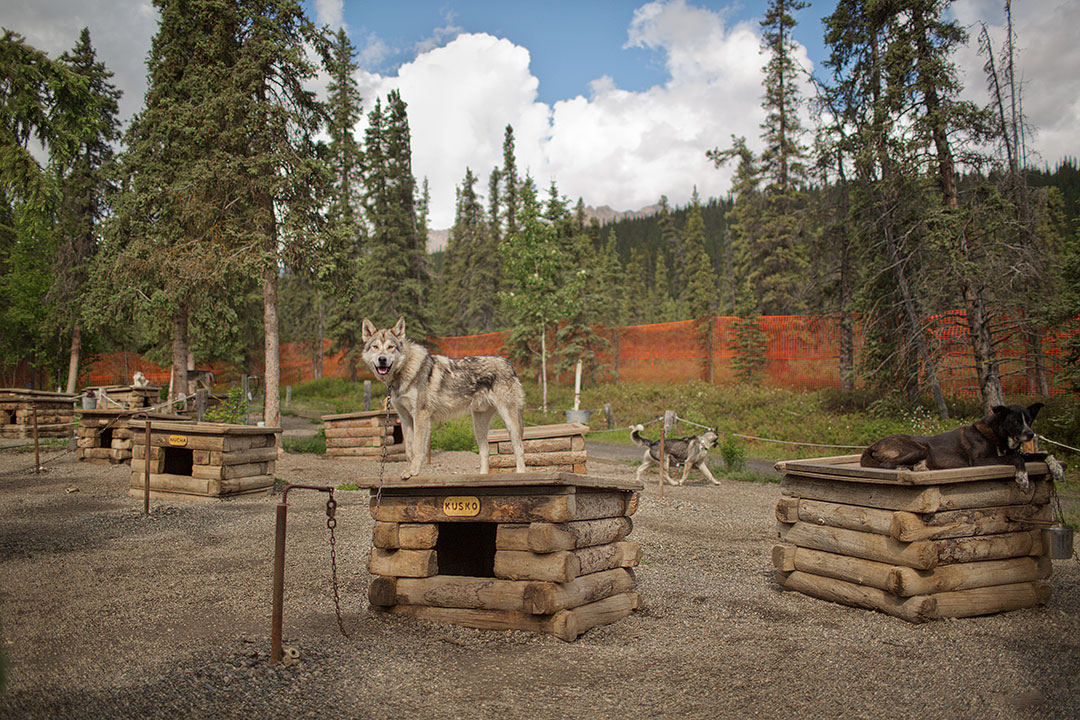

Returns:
3,1,1078,231
329,1,831,106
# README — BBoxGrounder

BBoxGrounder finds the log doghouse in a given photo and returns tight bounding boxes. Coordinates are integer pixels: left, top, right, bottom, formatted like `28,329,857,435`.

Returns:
354,471,643,641
82,384,162,410
0,389,77,439
772,454,1062,623
321,409,405,461
128,420,281,500
486,422,589,475
76,409,187,465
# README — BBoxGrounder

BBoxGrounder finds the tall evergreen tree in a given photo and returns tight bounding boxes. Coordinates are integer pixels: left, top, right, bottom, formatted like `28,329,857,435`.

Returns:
323,26,366,379
0,30,94,385
501,124,520,240
500,179,578,411
362,90,430,337
103,0,246,402
48,29,121,392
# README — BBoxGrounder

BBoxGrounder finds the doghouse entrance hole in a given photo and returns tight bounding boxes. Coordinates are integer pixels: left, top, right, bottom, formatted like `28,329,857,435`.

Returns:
99,427,114,448
162,446,194,476
392,424,404,446
436,522,496,577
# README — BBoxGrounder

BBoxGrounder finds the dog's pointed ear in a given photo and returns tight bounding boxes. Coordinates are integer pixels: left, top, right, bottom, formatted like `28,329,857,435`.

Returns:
1027,402,1044,420
361,318,376,343
392,316,406,338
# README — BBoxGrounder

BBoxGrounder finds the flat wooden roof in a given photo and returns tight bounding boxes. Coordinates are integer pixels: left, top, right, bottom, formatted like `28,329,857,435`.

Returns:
78,409,187,421
774,454,1053,485
322,409,396,421
0,388,77,400
349,471,641,492
488,422,590,442
126,419,282,435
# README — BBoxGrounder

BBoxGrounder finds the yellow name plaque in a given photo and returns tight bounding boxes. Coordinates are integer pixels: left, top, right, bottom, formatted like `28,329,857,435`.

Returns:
167,435,188,447
442,496,481,517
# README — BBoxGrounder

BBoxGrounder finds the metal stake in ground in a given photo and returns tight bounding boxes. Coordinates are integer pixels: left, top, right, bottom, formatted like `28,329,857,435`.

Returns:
271,483,351,665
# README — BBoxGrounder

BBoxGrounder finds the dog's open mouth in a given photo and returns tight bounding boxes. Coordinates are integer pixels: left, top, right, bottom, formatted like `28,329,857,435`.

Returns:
375,361,392,375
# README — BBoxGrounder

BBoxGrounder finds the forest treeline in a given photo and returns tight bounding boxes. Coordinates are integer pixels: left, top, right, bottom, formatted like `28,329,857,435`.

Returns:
2,0,1079,427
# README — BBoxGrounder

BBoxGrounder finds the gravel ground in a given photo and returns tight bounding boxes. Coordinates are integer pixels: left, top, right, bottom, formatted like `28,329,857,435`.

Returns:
1,431,1079,720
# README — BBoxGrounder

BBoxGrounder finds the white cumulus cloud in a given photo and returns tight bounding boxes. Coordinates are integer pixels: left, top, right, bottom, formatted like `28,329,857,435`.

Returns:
356,0,794,229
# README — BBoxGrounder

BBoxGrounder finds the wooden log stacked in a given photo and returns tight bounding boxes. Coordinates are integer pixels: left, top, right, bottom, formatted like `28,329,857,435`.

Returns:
321,409,405,461
0,389,77,439
128,420,281,499
76,409,187,465
361,472,642,641
487,422,589,474
83,384,162,410
772,454,1057,623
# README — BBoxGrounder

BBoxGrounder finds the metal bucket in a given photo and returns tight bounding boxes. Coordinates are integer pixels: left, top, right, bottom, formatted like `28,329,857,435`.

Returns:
565,409,592,425
1043,525,1075,559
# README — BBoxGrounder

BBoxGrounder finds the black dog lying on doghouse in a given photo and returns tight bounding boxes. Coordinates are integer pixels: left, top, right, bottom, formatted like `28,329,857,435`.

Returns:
860,402,1065,489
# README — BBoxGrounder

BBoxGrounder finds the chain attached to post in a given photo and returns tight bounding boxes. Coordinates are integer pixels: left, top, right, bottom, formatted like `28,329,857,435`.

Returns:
325,493,351,638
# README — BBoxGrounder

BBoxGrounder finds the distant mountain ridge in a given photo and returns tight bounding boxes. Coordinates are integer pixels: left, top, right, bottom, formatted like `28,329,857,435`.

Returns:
425,203,662,252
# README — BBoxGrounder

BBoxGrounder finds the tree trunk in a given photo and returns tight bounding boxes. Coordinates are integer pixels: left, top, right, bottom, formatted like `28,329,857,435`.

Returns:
963,286,1005,414
171,304,189,405
66,321,81,395
314,291,324,381
884,226,949,419
540,322,548,413
264,261,281,444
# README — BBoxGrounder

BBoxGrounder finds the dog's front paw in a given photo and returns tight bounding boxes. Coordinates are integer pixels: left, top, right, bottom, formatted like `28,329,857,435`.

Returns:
1046,454,1066,484
1014,468,1030,491
400,468,419,480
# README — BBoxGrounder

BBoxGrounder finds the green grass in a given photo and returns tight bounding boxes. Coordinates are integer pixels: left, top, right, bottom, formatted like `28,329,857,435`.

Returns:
282,428,326,454
274,377,1080,488
280,377,373,416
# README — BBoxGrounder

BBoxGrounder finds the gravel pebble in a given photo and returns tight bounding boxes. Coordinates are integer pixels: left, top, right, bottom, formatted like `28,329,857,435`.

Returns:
1,444,1078,719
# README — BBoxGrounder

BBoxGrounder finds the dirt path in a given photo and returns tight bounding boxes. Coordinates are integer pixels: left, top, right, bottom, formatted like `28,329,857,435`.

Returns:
1,446,1078,719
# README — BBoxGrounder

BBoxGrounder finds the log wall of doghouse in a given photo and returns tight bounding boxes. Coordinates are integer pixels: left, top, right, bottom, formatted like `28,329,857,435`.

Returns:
83,384,162,410
322,409,405,461
128,420,280,499
357,472,643,641
76,409,188,465
772,454,1060,623
487,422,589,474
0,389,77,439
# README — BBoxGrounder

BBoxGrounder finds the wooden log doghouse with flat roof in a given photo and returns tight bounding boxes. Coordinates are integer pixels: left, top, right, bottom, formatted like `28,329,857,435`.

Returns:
76,409,188,465
487,422,589,474
321,409,405,461
772,455,1063,623
0,389,77,439
128,420,280,500
354,471,643,641
82,384,162,410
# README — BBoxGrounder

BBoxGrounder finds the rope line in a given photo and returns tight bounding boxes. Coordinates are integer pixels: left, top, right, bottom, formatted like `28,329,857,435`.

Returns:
731,433,865,450
1040,434,1080,455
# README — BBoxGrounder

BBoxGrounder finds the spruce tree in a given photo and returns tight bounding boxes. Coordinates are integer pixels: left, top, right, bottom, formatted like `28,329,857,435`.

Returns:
49,28,121,392
362,91,430,337
501,125,520,239
323,27,366,378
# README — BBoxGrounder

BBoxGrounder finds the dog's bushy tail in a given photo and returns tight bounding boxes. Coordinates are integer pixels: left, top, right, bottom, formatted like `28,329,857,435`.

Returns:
629,424,648,446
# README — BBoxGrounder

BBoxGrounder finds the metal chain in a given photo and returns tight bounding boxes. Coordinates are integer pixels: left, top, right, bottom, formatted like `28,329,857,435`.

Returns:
373,390,392,520
325,493,351,638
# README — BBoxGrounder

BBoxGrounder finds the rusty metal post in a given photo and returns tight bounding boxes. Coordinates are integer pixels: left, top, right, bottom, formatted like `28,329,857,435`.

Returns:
144,420,151,515
32,405,41,472
271,499,287,664
658,418,665,500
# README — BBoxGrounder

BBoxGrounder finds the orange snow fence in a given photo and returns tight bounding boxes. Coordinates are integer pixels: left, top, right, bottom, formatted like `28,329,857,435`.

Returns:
76,312,1076,397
